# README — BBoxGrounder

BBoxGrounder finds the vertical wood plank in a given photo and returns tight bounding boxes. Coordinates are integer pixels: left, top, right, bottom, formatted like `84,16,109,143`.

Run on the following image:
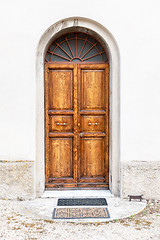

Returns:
105,63,109,182
78,64,109,187
73,64,78,186
45,64,50,184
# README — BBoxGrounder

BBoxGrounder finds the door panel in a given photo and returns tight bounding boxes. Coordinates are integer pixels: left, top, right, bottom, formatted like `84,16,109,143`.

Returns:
49,138,73,178
49,70,73,110
78,64,109,188
80,138,104,177
49,116,73,132
45,64,77,188
81,116,105,132
81,70,105,110
45,63,109,189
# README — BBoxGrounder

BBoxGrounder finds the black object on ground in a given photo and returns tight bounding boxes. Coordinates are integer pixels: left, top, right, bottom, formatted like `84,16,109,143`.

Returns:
128,195,143,201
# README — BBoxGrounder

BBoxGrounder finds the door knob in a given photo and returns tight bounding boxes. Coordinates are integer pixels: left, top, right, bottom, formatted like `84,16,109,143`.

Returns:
79,133,83,137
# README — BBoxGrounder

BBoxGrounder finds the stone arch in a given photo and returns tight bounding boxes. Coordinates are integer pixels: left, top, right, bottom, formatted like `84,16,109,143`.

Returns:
36,17,120,197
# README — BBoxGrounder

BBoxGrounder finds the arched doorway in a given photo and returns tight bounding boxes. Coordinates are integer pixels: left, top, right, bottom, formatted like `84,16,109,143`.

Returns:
36,17,120,196
44,32,109,189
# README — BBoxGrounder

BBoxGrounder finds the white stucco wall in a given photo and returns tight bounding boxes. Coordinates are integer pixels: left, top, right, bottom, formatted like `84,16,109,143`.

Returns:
0,0,160,164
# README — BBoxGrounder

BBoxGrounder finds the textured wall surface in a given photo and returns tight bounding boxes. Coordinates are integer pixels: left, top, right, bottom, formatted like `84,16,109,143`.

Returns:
122,161,160,200
1,160,160,200
0,0,160,162
0,161,35,200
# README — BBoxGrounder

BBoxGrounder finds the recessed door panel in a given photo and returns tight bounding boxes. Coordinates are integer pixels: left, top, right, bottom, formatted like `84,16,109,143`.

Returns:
81,116,105,132
80,138,104,177
49,116,73,132
81,70,105,110
49,138,73,178
49,70,73,110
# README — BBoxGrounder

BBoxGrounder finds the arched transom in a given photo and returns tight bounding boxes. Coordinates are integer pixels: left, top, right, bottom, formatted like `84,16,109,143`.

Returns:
45,32,108,63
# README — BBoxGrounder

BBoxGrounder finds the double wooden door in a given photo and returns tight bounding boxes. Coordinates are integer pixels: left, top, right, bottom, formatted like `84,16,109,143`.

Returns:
45,63,109,189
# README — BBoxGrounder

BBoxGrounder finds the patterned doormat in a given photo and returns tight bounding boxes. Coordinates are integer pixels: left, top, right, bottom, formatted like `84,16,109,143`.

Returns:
52,207,110,219
57,198,108,206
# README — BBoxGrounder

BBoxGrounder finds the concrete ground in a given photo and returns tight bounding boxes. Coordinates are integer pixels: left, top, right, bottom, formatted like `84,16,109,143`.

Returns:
1,190,147,223
6,190,145,223
1,191,160,239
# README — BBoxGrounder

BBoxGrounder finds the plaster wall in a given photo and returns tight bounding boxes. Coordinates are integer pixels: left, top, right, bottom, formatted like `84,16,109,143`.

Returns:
0,0,160,162
0,161,35,200
0,0,160,198
122,161,160,200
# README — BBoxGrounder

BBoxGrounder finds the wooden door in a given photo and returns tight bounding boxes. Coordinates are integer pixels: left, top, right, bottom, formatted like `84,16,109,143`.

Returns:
45,63,109,189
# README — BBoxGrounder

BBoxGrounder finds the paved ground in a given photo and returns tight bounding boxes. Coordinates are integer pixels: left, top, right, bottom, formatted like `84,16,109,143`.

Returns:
0,199,160,240
13,196,146,223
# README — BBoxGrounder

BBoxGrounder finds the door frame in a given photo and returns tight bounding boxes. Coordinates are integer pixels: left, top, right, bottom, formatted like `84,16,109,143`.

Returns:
36,17,120,197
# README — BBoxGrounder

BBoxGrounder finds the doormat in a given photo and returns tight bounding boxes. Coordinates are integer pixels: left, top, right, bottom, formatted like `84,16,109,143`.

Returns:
52,207,110,219
57,198,108,206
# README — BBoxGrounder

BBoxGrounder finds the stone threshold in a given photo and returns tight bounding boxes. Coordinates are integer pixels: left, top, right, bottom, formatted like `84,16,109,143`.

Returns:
41,190,113,198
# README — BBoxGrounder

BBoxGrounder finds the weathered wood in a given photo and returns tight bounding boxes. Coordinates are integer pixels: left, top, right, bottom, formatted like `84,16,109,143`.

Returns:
81,69,105,110
80,110,106,115
77,183,109,188
48,177,76,183
105,64,109,183
49,115,73,132
48,110,74,115
48,133,74,137
81,116,105,132
45,63,109,189
49,70,73,110
79,177,105,183
45,64,76,186
45,64,50,184
77,64,109,188
45,183,77,188
73,64,78,186
79,132,106,137
80,137,105,178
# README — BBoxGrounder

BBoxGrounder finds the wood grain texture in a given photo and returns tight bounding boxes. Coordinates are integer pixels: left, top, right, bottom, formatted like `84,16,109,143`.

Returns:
49,138,73,178
81,70,105,110
45,63,109,189
45,64,76,186
78,64,109,188
49,70,73,110
81,116,105,132
80,138,104,177
49,116,73,132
